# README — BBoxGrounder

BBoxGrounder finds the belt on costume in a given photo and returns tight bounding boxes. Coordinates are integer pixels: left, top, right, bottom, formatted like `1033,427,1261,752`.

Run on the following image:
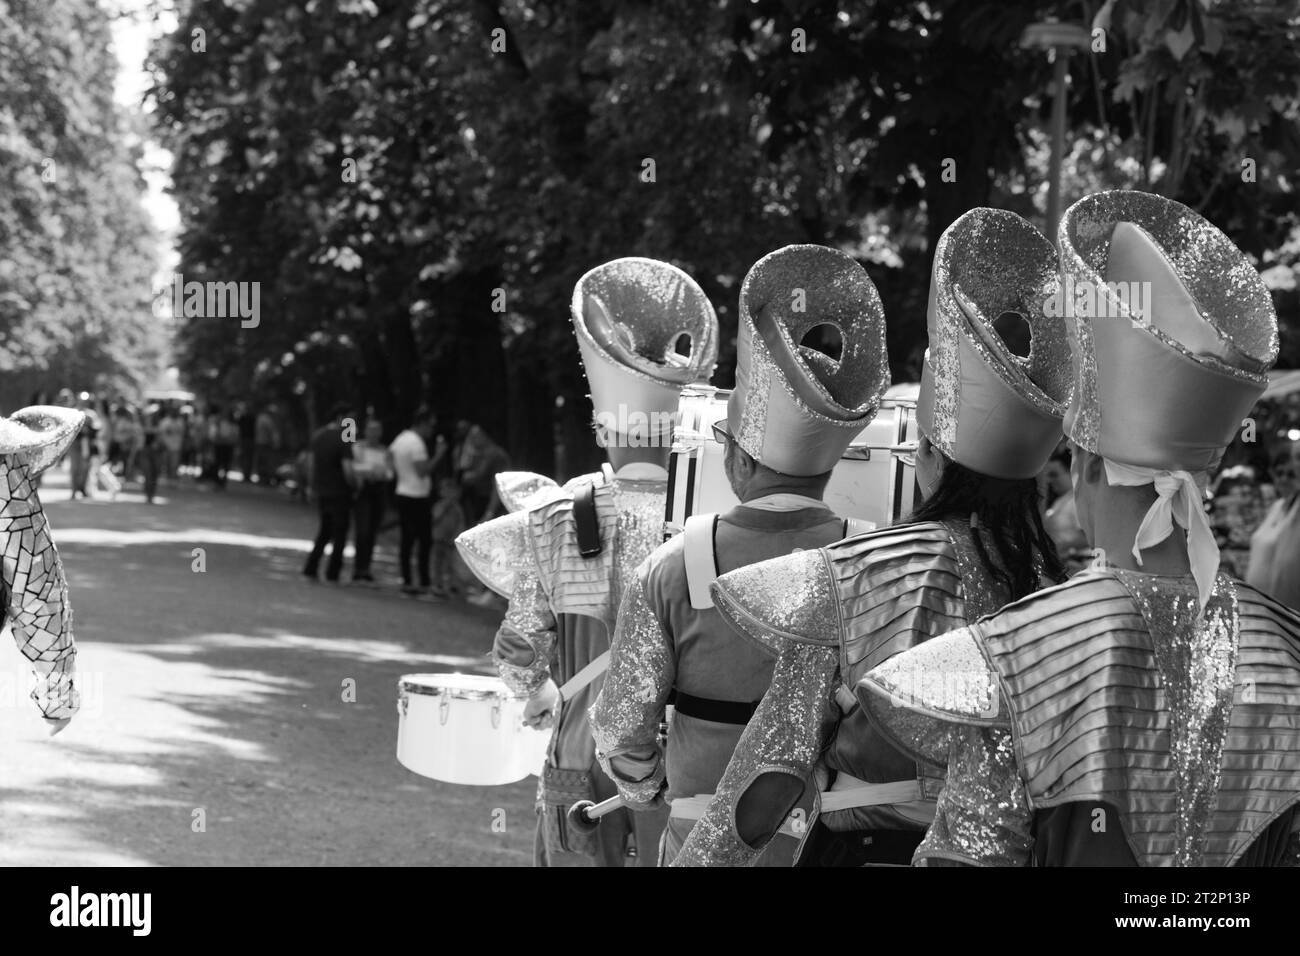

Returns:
672,691,758,725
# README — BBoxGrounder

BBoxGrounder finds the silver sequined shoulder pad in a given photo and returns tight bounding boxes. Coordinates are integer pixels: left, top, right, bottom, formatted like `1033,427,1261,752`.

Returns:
454,509,535,598
495,471,564,513
858,628,1008,727
710,548,840,652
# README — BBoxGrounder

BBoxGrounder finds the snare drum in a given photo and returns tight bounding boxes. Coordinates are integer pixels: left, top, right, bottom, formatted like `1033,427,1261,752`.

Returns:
827,389,920,529
665,384,737,530
665,384,920,531
396,673,551,786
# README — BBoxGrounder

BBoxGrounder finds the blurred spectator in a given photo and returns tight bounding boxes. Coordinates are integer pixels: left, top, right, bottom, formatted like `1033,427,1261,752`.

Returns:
141,408,163,504
455,422,510,525
254,407,280,483
303,403,356,583
390,409,445,595
1247,443,1300,609
1041,444,1089,575
432,476,466,598
238,404,257,482
351,418,394,583
69,391,100,499
210,406,239,489
158,408,183,481
116,406,143,480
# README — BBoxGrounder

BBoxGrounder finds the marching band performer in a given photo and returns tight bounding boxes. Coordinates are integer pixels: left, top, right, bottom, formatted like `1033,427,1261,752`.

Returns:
456,257,718,866
590,245,892,865
673,209,1071,866
858,190,1300,866
1,406,85,734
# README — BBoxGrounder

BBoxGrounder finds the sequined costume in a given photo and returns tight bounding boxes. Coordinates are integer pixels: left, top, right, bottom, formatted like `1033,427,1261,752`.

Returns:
858,191,1300,866
859,570,1300,866
0,406,85,722
456,256,718,866
489,466,672,865
591,244,893,865
591,499,864,864
674,209,1070,867
674,520,1019,866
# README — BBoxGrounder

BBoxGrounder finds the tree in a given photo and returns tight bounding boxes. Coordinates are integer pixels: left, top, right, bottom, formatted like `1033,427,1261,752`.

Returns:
0,0,166,410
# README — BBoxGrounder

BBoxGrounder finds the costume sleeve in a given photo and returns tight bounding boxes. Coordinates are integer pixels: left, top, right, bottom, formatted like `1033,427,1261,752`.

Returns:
914,725,1033,867
673,640,840,866
4,468,78,721
589,565,675,807
492,568,557,696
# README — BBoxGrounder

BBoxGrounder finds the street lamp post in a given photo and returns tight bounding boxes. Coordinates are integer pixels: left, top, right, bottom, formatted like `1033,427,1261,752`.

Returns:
1020,22,1092,244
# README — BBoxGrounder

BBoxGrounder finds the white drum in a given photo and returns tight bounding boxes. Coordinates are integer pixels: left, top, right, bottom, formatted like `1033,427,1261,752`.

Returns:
396,673,551,786
666,383,920,531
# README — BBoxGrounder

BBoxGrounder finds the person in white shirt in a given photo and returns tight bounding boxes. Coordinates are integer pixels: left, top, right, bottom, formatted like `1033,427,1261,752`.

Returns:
388,409,446,594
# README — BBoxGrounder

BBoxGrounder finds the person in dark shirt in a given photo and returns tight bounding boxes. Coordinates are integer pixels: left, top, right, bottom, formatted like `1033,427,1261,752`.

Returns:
303,403,356,583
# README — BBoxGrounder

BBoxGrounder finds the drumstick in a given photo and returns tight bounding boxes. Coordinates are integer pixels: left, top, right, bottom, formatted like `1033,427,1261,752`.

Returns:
565,794,625,835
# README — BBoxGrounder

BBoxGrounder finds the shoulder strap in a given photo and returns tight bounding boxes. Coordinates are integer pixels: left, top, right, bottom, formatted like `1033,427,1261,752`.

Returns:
574,481,602,558
843,517,876,538
684,514,720,610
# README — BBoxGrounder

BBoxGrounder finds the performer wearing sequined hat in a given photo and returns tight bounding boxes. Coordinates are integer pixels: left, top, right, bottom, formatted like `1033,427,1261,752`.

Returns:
673,209,1070,866
589,244,891,865
454,257,717,866
859,190,1300,866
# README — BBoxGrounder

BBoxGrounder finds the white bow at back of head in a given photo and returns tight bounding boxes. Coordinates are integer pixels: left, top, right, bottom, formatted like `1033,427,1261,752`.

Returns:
1103,459,1219,610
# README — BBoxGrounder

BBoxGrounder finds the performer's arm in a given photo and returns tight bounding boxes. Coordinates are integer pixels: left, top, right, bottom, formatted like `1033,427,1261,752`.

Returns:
492,568,557,696
914,724,1033,867
590,566,675,807
4,468,78,724
674,640,839,866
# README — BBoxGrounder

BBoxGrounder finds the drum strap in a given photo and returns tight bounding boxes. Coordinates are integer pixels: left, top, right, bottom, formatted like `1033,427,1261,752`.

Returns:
574,481,602,558
683,514,719,609
558,651,610,702
672,779,928,821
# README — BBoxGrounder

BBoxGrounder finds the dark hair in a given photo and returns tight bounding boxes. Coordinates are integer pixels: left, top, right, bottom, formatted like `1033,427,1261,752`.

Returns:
330,401,352,421
908,456,1065,601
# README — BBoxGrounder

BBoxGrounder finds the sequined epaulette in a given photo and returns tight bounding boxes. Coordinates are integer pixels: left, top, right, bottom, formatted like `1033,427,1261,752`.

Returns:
495,471,563,513
454,509,534,598
710,549,839,652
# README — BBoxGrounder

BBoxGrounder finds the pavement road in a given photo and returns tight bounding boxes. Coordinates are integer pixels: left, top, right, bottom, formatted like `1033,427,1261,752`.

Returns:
0,465,534,866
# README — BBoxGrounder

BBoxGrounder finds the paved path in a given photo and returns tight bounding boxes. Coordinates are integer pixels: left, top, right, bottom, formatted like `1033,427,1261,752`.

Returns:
0,466,534,866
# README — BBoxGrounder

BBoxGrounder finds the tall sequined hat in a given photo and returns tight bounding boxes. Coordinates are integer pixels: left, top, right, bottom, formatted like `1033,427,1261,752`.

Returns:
572,258,719,443
1059,190,1277,473
917,208,1072,480
727,245,890,476
1060,190,1278,609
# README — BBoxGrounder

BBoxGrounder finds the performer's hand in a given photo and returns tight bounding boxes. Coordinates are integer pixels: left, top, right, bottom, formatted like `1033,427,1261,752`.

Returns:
45,717,71,738
523,679,560,729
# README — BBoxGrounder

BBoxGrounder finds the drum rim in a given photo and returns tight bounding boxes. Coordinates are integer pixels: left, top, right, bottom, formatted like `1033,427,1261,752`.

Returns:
398,673,519,701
